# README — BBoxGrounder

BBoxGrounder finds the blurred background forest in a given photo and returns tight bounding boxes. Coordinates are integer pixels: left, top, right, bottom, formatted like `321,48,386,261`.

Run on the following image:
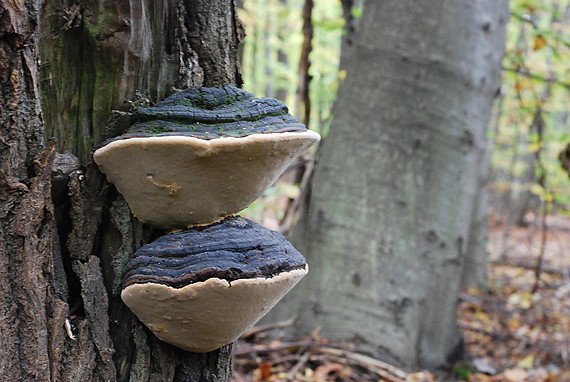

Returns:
233,0,570,381
239,0,569,232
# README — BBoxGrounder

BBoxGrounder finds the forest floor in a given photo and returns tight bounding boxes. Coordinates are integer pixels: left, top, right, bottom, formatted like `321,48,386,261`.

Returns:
232,214,570,382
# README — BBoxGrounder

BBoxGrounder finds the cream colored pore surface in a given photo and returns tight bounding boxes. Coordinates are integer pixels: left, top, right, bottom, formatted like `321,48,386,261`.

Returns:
121,267,308,352
94,132,320,229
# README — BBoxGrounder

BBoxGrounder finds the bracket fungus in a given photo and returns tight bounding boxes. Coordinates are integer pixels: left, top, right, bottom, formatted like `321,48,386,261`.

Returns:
95,86,317,353
93,86,320,229
121,217,307,352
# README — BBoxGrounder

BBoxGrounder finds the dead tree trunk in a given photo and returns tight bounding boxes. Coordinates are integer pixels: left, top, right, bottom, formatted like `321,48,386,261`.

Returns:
1,0,243,381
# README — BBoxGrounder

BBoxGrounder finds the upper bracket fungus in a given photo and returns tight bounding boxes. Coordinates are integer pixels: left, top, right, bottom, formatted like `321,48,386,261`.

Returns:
94,86,320,229
121,217,307,352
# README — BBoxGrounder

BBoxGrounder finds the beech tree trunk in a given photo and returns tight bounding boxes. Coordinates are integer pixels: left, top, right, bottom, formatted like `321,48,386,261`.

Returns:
1,0,242,381
268,0,507,369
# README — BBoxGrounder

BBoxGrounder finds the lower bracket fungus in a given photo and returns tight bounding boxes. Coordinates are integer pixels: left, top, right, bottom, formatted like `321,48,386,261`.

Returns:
121,216,307,353
93,86,320,230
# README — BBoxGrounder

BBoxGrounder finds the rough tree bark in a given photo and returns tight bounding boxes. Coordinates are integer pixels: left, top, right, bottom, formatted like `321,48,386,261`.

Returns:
1,0,242,381
268,0,507,369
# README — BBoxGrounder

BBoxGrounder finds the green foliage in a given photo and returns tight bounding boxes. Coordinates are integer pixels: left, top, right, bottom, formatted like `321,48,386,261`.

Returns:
239,0,570,221
239,0,343,135
451,364,474,380
492,0,570,213
350,5,363,19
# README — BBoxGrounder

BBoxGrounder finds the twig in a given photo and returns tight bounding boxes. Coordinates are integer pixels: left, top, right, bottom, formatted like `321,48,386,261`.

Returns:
279,157,315,236
232,370,248,382
286,351,310,380
490,258,565,278
503,66,570,89
510,11,538,28
321,354,405,382
532,206,549,293
457,321,505,339
530,110,551,294
315,347,407,382
236,340,322,355
235,341,408,381
239,317,296,339
458,321,520,341
562,338,569,366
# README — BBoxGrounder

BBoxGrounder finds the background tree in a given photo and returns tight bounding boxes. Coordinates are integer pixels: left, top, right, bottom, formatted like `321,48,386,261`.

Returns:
0,0,242,380
268,0,508,369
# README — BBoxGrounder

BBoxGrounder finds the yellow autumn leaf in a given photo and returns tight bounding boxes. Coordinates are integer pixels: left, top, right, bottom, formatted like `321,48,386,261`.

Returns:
527,141,542,153
530,183,543,196
517,354,535,369
507,318,521,330
474,311,489,321
543,192,554,202
507,292,532,309
533,34,547,50
515,79,531,91
529,184,554,202
338,70,347,81
519,292,533,309
466,287,481,296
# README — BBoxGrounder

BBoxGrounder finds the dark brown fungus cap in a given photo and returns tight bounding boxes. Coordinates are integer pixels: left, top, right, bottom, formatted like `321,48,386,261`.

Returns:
93,86,320,230
123,216,306,288
123,85,307,139
121,216,308,353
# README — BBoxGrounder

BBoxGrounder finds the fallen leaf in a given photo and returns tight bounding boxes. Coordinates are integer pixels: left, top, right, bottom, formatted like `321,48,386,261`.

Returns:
518,354,535,369
533,34,547,50
406,371,437,382
468,374,493,382
473,357,497,375
314,362,345,381
257,362,272,381
504,368,528,382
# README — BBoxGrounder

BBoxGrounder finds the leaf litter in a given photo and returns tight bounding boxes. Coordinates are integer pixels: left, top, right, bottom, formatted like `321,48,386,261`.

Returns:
233,215,570,381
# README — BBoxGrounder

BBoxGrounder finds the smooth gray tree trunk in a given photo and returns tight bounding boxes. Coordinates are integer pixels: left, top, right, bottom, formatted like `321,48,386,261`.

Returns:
459,96,503,289
1,0,242,380
268,0,507,369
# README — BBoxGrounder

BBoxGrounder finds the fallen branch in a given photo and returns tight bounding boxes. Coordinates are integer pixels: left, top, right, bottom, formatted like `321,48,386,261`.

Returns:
458,321,502,338
490,259,567,277
235,340,408,381
315,347,407,382
239,317,296,339
286,351,310,380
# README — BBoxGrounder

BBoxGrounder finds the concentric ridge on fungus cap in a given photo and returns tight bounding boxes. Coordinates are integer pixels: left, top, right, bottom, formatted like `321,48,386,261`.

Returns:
123,216,307,289
112,86,306,140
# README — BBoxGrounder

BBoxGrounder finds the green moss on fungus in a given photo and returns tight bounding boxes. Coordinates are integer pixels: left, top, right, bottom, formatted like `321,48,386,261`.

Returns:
103,86,307,143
